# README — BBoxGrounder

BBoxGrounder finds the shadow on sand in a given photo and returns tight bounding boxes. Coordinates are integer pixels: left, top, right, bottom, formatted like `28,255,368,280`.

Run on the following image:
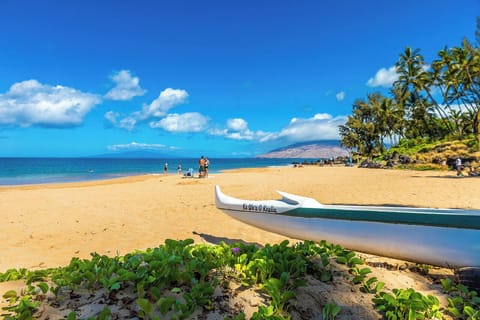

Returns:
411,174,480,179
192,231,264,247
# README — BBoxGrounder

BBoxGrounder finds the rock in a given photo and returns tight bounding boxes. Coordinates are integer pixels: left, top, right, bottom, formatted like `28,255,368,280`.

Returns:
359,160,383,169
399,155,411,164
386,160,396,167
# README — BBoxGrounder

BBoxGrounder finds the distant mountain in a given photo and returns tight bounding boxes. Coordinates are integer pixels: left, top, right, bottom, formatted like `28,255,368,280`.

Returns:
256,140,349,159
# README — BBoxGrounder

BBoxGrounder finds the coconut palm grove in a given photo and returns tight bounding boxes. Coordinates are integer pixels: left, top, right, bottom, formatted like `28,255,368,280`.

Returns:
339,18,480,166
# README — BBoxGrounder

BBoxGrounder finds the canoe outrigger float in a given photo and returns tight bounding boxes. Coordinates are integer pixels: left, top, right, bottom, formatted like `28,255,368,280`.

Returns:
214,185,480,268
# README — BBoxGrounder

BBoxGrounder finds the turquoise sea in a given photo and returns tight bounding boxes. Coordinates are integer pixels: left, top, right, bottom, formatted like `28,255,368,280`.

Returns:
0,157,307,186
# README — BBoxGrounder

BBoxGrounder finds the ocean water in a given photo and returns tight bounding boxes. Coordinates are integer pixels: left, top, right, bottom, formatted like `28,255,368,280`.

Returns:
0,157,306,186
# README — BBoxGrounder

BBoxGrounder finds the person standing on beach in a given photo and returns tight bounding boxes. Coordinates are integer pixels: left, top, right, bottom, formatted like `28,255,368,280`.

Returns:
204,157,210,178
164,162,168,174
177,163,182,175
198,156,205,178
441,159,447,172
456,157,463,176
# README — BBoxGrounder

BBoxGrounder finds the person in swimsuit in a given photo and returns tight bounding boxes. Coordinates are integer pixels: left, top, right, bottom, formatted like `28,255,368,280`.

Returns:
204,157,210,178
198,156,205,178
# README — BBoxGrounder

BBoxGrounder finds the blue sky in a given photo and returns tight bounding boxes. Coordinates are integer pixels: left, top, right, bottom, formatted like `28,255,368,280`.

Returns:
0,0,478,157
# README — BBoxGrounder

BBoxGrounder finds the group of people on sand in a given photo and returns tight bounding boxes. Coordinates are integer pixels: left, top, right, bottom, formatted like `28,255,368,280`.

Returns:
165,156,210,178
198,155,210,178
455,157,479,177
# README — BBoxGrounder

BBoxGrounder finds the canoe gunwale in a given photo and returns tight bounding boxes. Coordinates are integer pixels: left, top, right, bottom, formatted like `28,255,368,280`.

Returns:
219,207,480,230
215,186,480,230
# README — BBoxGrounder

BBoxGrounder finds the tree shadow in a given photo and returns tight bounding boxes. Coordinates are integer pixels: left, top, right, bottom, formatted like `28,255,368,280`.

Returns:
411,174,479,179
192,231,263,247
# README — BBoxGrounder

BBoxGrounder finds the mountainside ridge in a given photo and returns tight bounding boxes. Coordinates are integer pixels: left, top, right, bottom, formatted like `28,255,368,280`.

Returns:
257,141,349,158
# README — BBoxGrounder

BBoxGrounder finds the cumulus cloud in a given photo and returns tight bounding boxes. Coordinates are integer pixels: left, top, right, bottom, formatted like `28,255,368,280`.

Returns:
141,88,189,118
227,118,248,131
260,113,346,142
209,118,269,140
104,111,138,131
367,66,398,87
208,113,347,144
105,88,189,131
104,70,146,100
0,79,101,127
104,110,118,125
149,112,209,132
336,91,345,101
107,141,174,151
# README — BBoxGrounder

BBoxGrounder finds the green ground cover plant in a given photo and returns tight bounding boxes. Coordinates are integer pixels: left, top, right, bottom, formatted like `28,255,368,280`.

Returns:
0,239,479,319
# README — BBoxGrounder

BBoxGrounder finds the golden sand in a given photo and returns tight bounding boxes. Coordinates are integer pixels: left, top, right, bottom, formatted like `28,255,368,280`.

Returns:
1,166,479,318
1,166,479,271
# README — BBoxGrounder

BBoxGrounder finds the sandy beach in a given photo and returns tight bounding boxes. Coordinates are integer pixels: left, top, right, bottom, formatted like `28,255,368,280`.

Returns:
1,165,479,271
1,166,479,318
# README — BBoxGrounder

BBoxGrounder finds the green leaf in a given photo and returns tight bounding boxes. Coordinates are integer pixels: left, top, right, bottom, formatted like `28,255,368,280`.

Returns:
349,257,364,266
408,308,416,320
158,297,176,315
2,290,18,300
97,307,111,320
336,256,347,264
150,287,162,300
66,310,77,320
137,283,145,299
171,287,182,294
352,276,363,284
320,271,332,282
137,298,154,315
375,281,385,293
447,306,461,317
37,282,49,294
464,305,476,316
440,277,453,291
385,310,397,320
359,267,372,276
110,282,121,291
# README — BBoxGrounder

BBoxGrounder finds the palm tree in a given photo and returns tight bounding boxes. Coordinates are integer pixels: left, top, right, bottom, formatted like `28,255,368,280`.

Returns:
381,95,404,146
434,39,480,141
394,48,440,137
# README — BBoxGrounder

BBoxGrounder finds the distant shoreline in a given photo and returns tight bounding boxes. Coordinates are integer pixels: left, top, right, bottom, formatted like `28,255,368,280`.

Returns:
0,157,300,186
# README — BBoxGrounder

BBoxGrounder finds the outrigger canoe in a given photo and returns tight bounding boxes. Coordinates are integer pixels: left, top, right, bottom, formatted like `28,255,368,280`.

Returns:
214,185,480,268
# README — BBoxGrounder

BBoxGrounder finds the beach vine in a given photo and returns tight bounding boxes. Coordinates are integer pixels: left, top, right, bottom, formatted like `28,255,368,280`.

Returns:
0,239,479,319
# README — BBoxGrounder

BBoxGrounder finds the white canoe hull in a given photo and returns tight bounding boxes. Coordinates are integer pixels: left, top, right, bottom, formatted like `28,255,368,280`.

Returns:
214,186,480,268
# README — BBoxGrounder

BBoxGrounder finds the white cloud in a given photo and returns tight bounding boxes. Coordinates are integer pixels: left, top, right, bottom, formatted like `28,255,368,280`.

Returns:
336,91,345,101
0,79,101,127
104,70,146,100
367,66,398,87
149,112,209,132
104,110,118,124
313,113,332,120
107,141,173,151
104,111,139,131
105,87,189,130
260,113,347,142
141,88,189,118
209,118,269,141
227,118,248,131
